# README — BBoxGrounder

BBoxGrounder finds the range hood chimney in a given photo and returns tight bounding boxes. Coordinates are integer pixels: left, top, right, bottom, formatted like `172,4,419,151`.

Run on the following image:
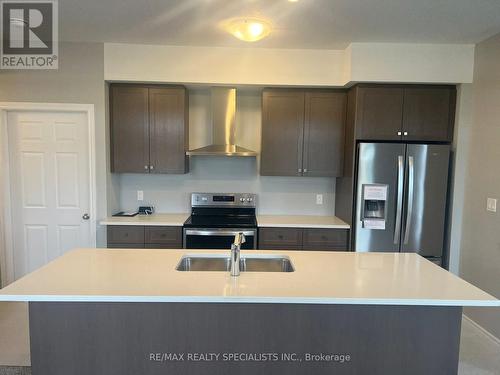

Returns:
186,87,257,157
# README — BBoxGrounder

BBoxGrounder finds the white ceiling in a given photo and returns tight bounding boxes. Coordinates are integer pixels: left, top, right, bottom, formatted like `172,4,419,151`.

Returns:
59,0,500,49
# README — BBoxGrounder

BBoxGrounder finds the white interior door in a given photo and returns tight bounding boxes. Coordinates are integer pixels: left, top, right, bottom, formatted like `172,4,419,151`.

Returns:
7,111,92,280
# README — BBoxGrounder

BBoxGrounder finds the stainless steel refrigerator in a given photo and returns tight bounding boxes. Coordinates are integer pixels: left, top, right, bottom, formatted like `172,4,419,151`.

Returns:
354,142,450,264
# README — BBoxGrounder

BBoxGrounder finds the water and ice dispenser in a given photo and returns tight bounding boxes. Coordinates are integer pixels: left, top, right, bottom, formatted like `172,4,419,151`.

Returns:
361,184,388,230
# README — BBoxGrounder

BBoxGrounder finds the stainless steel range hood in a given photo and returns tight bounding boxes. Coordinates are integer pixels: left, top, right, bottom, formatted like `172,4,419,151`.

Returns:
186,87,257,157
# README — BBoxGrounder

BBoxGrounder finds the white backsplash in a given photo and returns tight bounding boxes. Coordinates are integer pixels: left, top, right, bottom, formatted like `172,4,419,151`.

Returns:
118,157,335,215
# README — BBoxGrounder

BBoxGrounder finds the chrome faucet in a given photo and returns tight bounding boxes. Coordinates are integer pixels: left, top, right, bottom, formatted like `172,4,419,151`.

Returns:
230,232,246,276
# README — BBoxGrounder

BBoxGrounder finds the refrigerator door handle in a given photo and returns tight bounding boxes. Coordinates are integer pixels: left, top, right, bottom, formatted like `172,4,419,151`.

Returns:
404,156,415,244
394,155,404,244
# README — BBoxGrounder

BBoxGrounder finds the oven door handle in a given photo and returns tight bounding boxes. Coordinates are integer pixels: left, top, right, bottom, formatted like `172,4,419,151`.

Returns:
184,229,256,236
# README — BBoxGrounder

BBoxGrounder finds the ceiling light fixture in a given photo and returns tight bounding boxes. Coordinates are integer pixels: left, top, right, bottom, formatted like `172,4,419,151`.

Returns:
225,17,272,42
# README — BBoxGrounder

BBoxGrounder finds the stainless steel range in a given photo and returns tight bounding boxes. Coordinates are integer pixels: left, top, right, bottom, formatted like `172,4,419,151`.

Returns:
183,193,257,249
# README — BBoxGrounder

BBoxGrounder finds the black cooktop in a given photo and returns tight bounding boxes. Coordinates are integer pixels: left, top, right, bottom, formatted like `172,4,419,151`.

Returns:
183,215,257,228
183,207,257,228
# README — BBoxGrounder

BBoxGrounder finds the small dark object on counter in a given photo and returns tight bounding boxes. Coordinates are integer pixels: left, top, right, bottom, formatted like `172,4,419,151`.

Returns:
138,206,155,215
112,211,138,217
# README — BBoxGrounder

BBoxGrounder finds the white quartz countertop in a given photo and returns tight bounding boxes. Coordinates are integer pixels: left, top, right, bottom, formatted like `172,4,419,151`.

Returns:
257,215,350,229
0,249,498,307
99,213,189,226
99,214,350,229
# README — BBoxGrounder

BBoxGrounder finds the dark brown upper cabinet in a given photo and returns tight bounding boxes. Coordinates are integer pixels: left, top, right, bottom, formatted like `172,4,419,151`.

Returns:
260,90,305,176
355,87,404,141
402,87,456,142
353,85,456,143
149,88,189,173
110,84,188,174
303,91,346,177
110,85,150,173
261,89,346,177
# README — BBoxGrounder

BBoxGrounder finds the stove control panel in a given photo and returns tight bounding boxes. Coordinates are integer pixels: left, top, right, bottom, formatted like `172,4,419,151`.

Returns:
191,193,257,207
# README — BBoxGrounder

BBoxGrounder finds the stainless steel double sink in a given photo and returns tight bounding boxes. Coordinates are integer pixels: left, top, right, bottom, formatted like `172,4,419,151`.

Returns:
176,254,294,273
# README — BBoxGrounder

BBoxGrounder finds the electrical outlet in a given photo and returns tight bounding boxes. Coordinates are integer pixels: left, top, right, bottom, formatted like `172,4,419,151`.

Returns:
316,194,323,205
487,198,497,212
137,190,144,201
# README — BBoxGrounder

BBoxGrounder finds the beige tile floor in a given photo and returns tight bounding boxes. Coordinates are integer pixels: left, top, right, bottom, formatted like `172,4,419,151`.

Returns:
0,302,498,373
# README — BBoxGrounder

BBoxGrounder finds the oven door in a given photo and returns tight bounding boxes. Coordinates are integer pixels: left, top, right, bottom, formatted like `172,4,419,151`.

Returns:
184,228,257,249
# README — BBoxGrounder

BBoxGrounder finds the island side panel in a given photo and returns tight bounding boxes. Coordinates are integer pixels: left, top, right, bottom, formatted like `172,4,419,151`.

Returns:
29,302,462,375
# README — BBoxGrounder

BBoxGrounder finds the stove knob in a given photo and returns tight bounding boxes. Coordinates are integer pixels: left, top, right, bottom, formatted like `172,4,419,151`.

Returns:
246,197,252,202
240,198,245,202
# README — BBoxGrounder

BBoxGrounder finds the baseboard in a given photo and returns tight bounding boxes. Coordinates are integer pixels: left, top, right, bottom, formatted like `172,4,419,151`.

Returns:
0,366,31,375
462,314,500,346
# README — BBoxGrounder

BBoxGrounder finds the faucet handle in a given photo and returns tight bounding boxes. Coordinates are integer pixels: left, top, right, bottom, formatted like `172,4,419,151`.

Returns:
233,232,246,247
236,232,246,245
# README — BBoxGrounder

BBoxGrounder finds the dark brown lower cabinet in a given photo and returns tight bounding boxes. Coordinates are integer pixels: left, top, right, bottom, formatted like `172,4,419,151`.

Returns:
145,226,182,248
258,228,303,250
302,228,349,251
107,226,144,245
108,243,145,249
258,227,349,251
107,226,182,249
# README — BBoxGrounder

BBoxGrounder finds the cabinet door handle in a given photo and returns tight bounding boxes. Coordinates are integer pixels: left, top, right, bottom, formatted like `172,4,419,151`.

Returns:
303,168,308,173
397,131,402,136
298,168,302,173
144,165,149,170
403,131,408,136
150,165,154,170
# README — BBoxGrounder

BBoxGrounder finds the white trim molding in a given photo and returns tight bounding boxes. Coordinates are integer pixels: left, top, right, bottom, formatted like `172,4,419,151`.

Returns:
0,102,97,287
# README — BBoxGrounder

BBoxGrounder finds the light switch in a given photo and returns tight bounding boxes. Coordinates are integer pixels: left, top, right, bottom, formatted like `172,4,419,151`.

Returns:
316,194,323,205
487,198,497,212
137,190,144,201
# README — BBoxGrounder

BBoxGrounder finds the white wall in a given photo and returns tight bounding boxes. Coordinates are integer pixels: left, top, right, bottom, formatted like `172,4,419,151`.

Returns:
349,43,474,84
105,42,475,86
459,33,500,339
448,84,473,274
118,89,336,215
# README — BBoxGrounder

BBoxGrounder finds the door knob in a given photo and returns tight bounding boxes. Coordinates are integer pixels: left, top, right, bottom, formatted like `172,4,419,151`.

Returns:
82,213,90,220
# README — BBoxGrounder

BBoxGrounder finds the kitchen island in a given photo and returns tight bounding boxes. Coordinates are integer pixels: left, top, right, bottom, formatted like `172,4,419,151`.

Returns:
0,249,498,375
